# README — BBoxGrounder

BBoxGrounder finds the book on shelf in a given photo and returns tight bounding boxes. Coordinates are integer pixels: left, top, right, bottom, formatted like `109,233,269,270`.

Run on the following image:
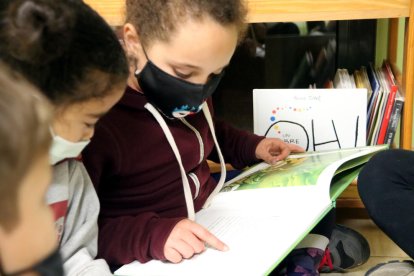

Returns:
370,68,389,145
253,89,367,151
333,68,352,88
384,88,404,145
366,63,382,137
115,145,388,276
353,66,372,100
335,61,402,145
377,61,399,144
354,69,364,89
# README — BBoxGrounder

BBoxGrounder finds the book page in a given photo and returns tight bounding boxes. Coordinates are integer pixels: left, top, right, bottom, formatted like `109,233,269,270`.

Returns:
115,205,331,276
215,145,387,208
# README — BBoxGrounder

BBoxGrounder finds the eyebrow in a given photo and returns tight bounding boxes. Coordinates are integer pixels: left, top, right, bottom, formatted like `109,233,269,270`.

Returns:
173,62,230,71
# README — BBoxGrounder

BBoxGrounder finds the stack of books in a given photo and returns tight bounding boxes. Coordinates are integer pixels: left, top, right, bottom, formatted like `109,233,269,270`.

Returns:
332,61,404,146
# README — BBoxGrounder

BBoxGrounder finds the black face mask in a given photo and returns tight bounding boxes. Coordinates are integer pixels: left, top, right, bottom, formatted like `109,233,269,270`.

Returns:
0,247,64,276
136,54,224,119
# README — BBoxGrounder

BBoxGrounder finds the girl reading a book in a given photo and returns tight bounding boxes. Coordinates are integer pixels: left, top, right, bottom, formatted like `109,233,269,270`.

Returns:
82,0,367,274
82,0,298,265
0,0,129,274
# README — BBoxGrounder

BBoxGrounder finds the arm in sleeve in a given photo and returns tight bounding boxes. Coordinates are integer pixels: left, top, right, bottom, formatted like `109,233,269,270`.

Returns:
82,123,121,191
209,117,265,169
205,99,264,169
82,123,185,265
97,214,185,265
60,162,112,276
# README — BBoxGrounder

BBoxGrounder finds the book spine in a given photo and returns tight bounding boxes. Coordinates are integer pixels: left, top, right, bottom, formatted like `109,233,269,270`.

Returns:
366,64,379,129
377,85,397,144
384,99,404,145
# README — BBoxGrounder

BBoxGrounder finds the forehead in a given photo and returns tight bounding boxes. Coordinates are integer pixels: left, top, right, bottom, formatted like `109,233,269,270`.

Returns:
148,17,239,71
57,93,120,119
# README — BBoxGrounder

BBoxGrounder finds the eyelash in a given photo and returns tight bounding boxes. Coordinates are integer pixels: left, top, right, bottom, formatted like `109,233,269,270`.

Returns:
173,69,193,79
85,123,95,128
174,69,223,80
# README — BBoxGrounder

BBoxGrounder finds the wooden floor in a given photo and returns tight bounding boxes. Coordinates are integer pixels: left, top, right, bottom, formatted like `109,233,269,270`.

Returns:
320,209,409,275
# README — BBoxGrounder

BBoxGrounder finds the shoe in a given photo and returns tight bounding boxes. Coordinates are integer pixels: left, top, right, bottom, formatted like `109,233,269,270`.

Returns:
319,224,370,272
365,260,414,275
271,247,324,276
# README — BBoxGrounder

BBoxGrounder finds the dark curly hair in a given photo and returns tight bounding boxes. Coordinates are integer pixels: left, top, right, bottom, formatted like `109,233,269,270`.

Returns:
0,0,129,105
126,0,248,48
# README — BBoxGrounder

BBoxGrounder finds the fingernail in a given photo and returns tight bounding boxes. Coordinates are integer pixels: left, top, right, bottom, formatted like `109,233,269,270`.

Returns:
223,245,229,251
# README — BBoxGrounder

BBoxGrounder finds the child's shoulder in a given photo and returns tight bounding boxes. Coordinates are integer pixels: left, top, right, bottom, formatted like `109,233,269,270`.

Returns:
53,159,90,183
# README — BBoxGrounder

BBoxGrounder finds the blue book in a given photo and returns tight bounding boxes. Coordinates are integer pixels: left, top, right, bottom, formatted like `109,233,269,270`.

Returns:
366,64,380,128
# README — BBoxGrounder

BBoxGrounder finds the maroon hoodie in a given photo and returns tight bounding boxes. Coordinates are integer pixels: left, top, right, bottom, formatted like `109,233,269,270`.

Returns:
82,86,264,265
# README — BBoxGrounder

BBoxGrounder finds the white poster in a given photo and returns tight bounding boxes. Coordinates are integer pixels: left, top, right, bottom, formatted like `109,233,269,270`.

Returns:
253,89,367,151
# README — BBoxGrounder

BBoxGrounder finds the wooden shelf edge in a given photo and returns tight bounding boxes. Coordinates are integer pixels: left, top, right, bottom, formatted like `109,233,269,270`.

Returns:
85,0,411,26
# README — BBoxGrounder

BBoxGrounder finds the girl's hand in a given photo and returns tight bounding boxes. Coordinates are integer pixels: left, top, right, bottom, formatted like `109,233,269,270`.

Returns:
164,219,228,263
255,138,304,165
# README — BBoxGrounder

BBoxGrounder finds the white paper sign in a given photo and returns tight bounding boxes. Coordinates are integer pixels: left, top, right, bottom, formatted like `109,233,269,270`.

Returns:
253,89,367,151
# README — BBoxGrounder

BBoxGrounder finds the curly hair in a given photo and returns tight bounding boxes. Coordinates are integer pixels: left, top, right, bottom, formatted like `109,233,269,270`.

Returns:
0,0,129,105
126,0,248,48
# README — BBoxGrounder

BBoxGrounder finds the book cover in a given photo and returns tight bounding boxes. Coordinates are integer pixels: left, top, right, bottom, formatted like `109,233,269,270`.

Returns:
115,145,387,276
377,62,399,144
361,66,373,101
253,89,367,151
384,90,404,145
368,69,388,145
354,67,373,99
366,64,381,136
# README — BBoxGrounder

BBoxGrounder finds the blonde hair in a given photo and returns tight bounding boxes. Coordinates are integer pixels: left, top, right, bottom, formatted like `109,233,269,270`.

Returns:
0,64,52,231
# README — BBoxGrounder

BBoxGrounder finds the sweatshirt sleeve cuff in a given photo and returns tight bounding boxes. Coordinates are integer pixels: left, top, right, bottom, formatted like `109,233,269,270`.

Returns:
147,217,186,261
243,134,266,166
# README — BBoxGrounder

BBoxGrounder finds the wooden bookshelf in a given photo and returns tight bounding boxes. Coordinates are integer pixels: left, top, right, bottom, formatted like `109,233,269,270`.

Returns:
84,0,125,26
86,0,414,208
246,0,410,22
85,0,413,149
85,0,410,25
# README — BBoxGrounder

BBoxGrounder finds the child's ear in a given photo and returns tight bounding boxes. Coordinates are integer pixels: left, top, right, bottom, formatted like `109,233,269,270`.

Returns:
123,23,143,58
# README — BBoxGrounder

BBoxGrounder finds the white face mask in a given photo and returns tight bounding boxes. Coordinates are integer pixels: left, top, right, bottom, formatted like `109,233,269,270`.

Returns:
49,133,90,165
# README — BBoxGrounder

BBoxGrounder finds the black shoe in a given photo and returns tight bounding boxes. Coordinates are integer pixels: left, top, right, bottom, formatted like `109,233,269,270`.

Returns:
319,224,370,272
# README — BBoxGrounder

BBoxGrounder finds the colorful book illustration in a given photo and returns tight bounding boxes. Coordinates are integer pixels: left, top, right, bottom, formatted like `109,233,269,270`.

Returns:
115,145,387,276
253,89,367,151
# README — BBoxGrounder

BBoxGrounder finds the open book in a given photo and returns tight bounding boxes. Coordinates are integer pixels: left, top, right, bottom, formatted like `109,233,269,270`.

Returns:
115,145,387,276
